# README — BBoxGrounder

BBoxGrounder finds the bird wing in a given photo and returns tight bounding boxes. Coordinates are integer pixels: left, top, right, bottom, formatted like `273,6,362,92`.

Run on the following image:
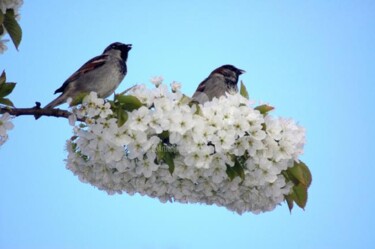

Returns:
54,54,109,94
192,75,227,99
194,77,208,94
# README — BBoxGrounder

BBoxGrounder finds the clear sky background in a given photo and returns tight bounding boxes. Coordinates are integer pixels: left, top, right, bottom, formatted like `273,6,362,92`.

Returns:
1,1,375,248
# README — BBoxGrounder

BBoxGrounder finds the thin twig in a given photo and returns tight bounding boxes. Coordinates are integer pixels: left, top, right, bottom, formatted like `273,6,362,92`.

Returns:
117,84,138,96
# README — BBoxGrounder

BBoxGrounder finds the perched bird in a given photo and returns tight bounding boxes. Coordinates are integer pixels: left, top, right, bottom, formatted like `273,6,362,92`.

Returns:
191,64,245,104
44,42,132,109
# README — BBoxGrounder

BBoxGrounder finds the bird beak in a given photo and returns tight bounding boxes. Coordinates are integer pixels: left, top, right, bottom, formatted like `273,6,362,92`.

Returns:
238,69,246,75
126,44,132,51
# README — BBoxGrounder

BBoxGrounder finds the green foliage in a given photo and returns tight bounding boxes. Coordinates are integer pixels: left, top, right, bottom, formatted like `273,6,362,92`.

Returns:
70,140,89,162
0,81,15,97
288,161,312,187
0,97,14,106
164,149,175,174
0,71,16,107
1,9,22,50
114,94,143,112
110,94,144,127
156,143,176,174
116,108,128,127
0,7,23,107
158,130,170,141
226,157,245,181
179,94,192,106
290,183,308,209
283,161,312,211
255,104,274,115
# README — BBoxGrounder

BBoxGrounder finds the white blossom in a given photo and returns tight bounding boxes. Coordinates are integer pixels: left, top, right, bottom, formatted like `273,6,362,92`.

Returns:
150,76,164,87
0,39,9,54
0,112,14,145
129,84,155,107
170,81,181,92
66,82,306,214
128,106,151,131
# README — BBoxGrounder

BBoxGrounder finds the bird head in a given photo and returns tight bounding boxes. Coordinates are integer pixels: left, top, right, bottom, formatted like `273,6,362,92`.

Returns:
103,42,132,61
212,64,245,85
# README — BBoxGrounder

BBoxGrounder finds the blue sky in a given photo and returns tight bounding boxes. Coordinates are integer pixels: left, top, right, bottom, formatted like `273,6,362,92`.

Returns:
1,1,375,248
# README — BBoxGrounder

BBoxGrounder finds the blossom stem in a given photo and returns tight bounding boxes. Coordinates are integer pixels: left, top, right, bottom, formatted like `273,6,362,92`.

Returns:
117,84,138,96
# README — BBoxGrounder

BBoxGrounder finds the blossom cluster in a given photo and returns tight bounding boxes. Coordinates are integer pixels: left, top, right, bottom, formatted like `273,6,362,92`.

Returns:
0,112,14,145
66,81,306,214
0,0,23,53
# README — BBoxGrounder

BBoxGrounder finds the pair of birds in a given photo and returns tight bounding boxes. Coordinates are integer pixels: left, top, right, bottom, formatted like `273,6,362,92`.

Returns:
42,42,245,111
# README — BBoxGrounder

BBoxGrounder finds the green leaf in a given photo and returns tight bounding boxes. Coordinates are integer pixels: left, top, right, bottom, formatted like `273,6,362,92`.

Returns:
255,104,274,115
233,157,245,180
0,11,4,26
226,158,245,181
0,82,16,98
290,183,308,209
155,143,175,174
0,97,14,107
283,161,312,212
71,141,78,151
288,161,312,187
179,94,192,105
156,143,164,163
158,130,170,140
194,103,202,115
0,71,6,85
285,195,294,213
240,81,249,99
226,165,237,181
116,108,128,127
3,9,22,50
115,94,143,112
70,92,89,106
164,150,175,175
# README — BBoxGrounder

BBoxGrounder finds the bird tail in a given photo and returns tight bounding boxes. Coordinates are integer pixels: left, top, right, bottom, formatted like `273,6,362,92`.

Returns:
44,94,66,110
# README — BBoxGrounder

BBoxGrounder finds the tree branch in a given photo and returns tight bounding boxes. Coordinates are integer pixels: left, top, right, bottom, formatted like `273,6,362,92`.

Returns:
0,84,139,120
0,102,75,120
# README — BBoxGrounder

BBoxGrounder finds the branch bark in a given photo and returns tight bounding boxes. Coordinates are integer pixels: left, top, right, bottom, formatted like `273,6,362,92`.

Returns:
0,86,139,120
0,103,73,120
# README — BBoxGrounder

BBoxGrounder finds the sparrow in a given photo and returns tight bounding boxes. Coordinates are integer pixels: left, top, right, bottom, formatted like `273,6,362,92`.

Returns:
191,64,245,104
44,42,132,109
